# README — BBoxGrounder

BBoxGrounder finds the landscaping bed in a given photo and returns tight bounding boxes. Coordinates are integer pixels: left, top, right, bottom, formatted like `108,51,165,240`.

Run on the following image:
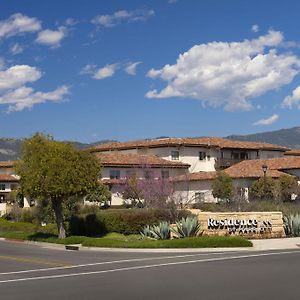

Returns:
0,231,252,248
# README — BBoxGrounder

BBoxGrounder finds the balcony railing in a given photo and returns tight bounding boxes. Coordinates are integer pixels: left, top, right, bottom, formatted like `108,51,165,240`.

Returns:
215,158,246,170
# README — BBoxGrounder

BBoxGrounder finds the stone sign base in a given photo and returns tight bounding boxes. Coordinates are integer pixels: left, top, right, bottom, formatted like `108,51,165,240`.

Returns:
189,210,285,239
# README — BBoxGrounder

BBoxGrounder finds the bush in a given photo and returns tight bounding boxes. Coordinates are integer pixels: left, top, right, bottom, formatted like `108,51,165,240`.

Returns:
284,214,300,237
69,209,191,236
171,216,201,238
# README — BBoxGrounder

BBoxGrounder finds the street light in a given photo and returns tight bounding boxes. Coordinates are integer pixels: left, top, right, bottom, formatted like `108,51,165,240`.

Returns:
262,164,268,178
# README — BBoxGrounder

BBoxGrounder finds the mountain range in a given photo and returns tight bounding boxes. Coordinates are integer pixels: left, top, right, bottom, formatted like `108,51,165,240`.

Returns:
1,126,300,161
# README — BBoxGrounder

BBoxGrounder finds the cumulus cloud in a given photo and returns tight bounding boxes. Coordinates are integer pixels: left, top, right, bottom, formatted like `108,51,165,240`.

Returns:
80,63,119,80
93,64,119,80
0,13,41,39
35,27,66,47
125,61,142,75
251,24,259,33
0,64,69,112
9,43,24,55
253,114,279,126
0,65,41,90
282,86,300,108
92,8,155,28
146,30,300,111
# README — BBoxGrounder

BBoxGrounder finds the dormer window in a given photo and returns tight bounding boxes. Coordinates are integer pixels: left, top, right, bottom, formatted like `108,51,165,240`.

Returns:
171,150,179,160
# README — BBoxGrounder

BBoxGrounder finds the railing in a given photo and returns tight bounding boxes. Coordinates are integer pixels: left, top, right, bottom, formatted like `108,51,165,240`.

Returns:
215,158,245,170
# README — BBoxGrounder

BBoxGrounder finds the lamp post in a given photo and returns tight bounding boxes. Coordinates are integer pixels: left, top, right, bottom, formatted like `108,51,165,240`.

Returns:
262,164,268,178
262,164,268,200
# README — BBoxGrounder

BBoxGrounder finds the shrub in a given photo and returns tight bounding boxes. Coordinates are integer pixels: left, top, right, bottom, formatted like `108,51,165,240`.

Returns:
141,221,170,240
171,216,201,238
68,209,191,236
284,214,300,237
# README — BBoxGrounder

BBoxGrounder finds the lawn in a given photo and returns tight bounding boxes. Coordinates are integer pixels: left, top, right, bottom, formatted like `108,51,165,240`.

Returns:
0,231,252,248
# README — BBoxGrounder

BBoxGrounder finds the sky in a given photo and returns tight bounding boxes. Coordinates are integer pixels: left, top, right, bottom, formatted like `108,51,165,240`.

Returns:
1,0,300,143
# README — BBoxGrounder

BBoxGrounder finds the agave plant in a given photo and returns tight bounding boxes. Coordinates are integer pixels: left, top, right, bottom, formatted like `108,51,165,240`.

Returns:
171,216,201,238
140,225,152,239
140,222,170,240
284,214,300,237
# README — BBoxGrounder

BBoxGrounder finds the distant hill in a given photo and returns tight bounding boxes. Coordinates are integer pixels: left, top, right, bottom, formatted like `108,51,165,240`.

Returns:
227,126,300,148
0,138,116,161
1,127,300,161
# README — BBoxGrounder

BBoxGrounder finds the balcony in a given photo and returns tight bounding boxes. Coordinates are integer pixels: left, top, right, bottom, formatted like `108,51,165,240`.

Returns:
215,158,245,170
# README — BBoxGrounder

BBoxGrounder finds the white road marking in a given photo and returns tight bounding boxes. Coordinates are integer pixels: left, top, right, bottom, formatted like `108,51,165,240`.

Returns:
0,252,234,276
0,250,300,284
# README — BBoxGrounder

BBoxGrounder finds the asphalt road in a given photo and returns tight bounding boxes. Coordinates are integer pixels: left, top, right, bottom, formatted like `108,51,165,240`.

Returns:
0,240,300,300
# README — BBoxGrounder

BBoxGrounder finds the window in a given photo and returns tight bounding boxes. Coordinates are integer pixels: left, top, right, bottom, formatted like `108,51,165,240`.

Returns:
0,184,5,191
161,170,169,179
199,151,206,160
207,155,211,161
171,150,179,160
144,170,154,179
126,170,136,178
109,170,120,179
195,192,205,202
10,184,18,190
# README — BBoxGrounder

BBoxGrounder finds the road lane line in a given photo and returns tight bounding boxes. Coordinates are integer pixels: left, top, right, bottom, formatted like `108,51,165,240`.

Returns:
0,255,70,267
0,251,235,276
0,250,300,284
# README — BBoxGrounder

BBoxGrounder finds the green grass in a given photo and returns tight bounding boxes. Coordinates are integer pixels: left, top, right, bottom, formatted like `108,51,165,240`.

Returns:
0,230,252,248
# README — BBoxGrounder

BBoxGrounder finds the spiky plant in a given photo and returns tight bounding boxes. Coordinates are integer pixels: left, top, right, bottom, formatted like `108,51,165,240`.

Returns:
171,216,201,238
140,225,152,239
150,221,170,240
284,214,300,237
141,222,170,240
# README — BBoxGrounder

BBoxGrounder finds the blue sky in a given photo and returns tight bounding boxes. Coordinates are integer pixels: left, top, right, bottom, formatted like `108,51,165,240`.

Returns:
1,0,300,143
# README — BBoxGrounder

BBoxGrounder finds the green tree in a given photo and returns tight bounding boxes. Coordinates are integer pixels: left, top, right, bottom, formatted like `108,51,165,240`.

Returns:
249,177,276,201
212,171,233,200
85,183,111,205
277,174,298,202
14,133,101,238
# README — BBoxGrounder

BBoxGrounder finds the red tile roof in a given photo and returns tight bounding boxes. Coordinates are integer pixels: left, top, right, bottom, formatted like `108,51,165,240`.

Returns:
90,137,288,152
0,161,15,168
96,153,190,169
284,149,300,156
0,174,19,182
173,168,287,182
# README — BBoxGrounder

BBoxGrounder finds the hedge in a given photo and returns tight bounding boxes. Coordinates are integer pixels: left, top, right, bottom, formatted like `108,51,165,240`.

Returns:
69,209,191,236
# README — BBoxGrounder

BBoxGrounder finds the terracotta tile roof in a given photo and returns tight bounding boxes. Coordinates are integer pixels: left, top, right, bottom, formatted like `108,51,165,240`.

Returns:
90,137,288,152
226,157,300,173
99,178,126,185
284,149,300,156
96,153,190,169
173,168,287,182
0,174,19,182
0,161,15,168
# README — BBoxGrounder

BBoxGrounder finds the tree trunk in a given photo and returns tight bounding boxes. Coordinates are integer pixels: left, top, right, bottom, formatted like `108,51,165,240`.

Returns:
52,198,66,239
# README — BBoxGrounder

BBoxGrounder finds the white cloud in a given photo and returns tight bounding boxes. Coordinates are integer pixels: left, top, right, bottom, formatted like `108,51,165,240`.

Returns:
0,64,69,112
253,114,279,126
92,8,155,28
79,64,97,75
282,86,300,108
10,43,24,55
146,30,300,111
0,13,41,39
35,27,66,47
125,61,142,75
251,24,259,33
93,64,119,80
0,65,41,90
0,85,70,112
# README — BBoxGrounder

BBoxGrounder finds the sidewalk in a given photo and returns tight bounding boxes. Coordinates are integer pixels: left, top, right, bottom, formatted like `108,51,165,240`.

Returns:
250,237,300,251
